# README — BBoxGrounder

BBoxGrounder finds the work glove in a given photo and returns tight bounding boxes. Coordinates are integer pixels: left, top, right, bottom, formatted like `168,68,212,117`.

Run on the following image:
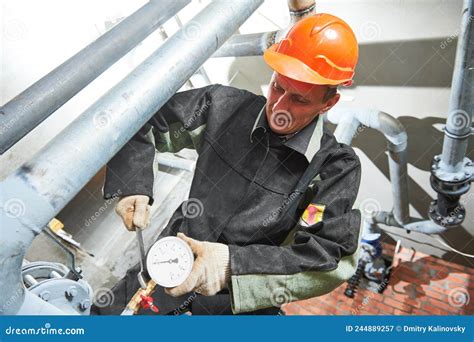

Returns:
165,233,231,297
115,195,151,231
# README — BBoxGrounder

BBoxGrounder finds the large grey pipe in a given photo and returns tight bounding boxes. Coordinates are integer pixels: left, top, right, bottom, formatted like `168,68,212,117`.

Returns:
0,0,190,154
439,0,473,173
0,0,263,315
327,108,410,225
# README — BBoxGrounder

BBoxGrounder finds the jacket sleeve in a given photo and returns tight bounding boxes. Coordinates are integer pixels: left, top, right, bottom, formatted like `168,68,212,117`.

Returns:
103,84,221,204
227,145,362,314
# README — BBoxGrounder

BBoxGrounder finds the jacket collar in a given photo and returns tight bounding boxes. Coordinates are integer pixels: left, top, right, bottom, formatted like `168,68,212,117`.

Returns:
250,105,325,162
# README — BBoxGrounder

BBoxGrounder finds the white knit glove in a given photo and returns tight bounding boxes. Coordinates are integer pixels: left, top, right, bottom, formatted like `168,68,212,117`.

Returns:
115,195,151,231
165,233,231,297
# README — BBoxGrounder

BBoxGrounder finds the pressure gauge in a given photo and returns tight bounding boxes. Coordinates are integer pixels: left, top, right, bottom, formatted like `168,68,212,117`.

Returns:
146,236,194,288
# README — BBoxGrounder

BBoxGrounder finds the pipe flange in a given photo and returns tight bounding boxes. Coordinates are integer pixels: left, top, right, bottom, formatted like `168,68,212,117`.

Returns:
444,127,473,140
430,174,471,196
430,156,471,196
428,200,465,227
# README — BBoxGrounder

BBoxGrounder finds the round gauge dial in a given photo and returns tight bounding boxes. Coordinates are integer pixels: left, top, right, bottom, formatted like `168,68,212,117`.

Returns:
146,236,194,288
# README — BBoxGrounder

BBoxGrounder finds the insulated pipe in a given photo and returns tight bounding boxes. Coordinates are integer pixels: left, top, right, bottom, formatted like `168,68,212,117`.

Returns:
439,0,474,174
329,108,452,235
428,0,473,227
0,0,263,315
0,0,191,154
213,0,316,57
327,108,410,225
364,212,449,235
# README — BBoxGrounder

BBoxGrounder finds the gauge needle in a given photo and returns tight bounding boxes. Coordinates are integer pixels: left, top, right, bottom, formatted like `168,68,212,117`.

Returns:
154,258,179,264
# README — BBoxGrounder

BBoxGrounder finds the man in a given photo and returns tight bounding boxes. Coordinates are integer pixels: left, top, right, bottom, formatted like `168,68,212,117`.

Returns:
93,13,361,315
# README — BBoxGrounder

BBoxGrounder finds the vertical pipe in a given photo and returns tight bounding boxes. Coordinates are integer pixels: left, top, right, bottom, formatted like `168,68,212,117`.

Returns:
440,0,473,173
327,108,410,225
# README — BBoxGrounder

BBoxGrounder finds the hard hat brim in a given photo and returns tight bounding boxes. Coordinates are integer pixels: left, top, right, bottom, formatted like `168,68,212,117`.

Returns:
264,44,352,86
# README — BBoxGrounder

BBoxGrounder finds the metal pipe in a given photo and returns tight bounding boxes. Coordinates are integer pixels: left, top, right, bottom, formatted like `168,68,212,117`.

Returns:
157,155,196,172
327,108,410,225
0,0,191,154
213,0,315,58
428,0,473,227
365,211,449,235
439,0,473,174
0,0,263,315
329,107,455,235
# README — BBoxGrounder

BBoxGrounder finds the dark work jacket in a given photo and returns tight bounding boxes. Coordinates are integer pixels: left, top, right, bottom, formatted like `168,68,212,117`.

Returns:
103,84,362,314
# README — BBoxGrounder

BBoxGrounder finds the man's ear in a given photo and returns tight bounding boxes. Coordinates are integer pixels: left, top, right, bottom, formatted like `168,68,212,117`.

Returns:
323,93,340,112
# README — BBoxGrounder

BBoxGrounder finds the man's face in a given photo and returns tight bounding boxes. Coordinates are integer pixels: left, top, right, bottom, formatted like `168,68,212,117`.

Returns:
265,73,340,135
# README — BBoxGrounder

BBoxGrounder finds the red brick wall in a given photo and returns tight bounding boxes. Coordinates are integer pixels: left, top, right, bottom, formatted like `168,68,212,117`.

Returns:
284,243,474,315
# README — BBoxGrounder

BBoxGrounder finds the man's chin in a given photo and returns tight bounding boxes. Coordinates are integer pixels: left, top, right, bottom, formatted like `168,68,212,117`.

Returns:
269,124,293,135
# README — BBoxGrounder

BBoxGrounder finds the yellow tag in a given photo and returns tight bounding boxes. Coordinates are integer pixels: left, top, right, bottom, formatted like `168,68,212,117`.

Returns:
48,218,64,233
299,204,325,227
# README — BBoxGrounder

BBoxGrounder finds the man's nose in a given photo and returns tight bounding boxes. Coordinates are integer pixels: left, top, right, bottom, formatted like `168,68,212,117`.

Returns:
272,94,289,112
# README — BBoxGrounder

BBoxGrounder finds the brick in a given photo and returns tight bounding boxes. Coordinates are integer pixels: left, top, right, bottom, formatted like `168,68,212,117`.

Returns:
393,308,411,315
386,292,421,309
383,297,413,313
338,303,356,314
375,302,395,314
428,297,461,313
445,274,469,286
434,258,468,273
412,308,431,315
422,303,451,315
422,286,447,301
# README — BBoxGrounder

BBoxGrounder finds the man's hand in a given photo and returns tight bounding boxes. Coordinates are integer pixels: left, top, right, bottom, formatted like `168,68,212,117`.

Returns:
165,233,230,297
115,195,151,231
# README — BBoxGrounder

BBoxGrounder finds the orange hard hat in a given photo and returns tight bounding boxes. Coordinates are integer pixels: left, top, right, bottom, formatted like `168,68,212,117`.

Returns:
264,13,358,86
